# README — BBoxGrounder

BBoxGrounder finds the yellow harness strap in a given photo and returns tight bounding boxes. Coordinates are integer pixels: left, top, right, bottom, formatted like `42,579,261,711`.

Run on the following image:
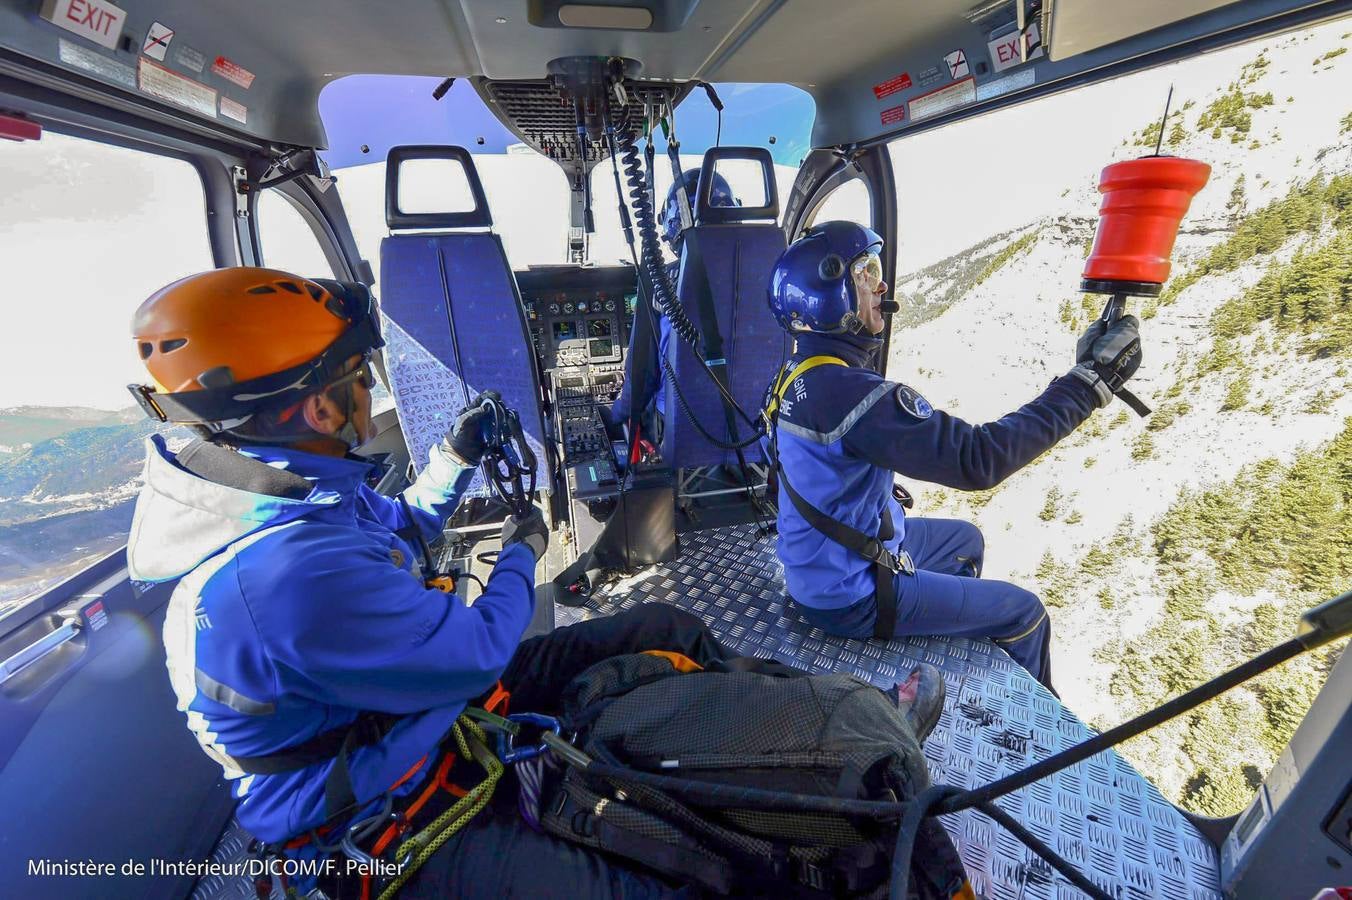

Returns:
764,355,848,419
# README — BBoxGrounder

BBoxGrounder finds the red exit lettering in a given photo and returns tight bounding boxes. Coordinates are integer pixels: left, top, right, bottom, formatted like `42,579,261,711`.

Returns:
65,0,115,35
996,38,1018,64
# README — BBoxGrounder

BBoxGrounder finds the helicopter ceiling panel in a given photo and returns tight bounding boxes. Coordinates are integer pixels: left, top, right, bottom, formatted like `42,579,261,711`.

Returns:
1,0,1338,155
557,524,1225,899
477,77,685,169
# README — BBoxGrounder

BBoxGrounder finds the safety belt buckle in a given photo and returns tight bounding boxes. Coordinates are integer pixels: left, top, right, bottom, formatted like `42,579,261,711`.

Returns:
891,549,916,576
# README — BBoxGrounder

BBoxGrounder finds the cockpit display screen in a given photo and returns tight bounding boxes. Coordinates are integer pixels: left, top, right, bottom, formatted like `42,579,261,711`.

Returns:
552,321,577,340
588,319,612,337
589,338,613,358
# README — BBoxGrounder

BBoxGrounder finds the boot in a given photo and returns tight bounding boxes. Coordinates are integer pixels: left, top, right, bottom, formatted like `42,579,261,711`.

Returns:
891,664,945,743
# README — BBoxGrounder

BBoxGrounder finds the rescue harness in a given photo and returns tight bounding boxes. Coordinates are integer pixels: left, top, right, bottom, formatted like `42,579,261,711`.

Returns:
763,355,915,639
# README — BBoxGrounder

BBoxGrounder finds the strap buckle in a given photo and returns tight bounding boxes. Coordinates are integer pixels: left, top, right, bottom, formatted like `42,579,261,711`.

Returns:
792,857,830,891
893,548,916,576
864,541,915,576
127,383,169,422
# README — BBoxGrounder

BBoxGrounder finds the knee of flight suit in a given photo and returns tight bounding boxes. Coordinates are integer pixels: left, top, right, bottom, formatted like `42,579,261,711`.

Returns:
994,582,1047,638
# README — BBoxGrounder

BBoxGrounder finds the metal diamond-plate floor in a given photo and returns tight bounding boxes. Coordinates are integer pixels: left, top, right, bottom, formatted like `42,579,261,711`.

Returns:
557,524,1223,900
191,818,283,900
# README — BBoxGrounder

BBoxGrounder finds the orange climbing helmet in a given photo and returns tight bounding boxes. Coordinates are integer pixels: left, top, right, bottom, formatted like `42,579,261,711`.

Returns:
128,267,383,428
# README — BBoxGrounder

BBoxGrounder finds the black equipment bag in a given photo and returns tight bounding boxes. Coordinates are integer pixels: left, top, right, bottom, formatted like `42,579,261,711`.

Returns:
540,653,968,898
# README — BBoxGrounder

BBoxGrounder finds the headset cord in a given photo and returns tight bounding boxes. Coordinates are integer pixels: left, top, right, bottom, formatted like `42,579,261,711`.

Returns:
607,103,765,452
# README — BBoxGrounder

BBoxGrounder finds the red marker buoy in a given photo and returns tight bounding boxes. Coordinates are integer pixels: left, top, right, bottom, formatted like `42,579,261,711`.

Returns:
1078,153,1210,418
1082,156,1212,289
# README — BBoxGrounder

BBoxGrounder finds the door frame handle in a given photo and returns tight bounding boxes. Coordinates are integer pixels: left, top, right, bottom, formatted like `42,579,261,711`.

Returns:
0,618,83,685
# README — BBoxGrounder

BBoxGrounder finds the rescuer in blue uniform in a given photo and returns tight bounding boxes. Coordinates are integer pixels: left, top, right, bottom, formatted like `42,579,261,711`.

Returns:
611,168,738,442
125,267,732,897
764,222,1143,690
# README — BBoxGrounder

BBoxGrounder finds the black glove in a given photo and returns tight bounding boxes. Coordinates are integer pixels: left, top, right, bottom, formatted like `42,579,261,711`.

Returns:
444,390,501,465
501,507,549,562
1070,315,1142,407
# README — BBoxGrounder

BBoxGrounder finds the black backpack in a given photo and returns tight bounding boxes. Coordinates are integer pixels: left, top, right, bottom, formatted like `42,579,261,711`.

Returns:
540,653,969,898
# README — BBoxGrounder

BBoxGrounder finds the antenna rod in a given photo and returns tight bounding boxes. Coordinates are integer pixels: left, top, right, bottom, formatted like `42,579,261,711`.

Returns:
1154,84,1174,157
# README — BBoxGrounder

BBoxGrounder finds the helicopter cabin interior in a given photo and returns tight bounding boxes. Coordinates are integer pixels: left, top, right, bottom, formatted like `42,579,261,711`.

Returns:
1,1,1350,898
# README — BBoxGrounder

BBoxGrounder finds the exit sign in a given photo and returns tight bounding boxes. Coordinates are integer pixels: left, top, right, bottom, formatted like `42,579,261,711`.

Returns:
39,0,127,51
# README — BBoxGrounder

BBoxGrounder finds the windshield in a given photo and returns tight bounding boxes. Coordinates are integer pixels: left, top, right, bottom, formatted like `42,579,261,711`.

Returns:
319,77,813,271
318,76,566,276
589,83,812,265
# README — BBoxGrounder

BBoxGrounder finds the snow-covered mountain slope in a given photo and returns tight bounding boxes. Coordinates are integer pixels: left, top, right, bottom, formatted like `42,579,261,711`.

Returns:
887,22,1352,814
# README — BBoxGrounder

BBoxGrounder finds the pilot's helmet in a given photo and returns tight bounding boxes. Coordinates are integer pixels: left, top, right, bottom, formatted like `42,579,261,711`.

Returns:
767,221,885,336
658,167,738,250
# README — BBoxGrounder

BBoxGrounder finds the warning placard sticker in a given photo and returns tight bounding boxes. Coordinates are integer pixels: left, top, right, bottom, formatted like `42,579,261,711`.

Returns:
219,96,248,124
880,104,906,126
976,67,1036,103
908,76,976,122
872,72,912,100
82,598,108,631
915,65,944,88
58,38,135,88
174,44,206,73
139,57,217,118
944,49,969,80
212,56,255,90
142,21,173,61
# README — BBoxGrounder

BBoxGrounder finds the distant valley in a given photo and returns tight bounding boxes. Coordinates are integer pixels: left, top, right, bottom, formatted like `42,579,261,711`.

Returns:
0,408,165,617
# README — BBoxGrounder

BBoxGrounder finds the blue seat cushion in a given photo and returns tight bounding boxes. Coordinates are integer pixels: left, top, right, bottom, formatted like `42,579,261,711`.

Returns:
380,233,547,497
662,224,788,470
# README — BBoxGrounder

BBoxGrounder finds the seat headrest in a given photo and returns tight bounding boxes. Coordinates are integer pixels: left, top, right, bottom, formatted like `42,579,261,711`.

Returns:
696,147,779,225
385,145,492,230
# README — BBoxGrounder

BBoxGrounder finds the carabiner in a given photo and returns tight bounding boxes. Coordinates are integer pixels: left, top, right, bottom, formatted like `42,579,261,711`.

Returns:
496,712,562,765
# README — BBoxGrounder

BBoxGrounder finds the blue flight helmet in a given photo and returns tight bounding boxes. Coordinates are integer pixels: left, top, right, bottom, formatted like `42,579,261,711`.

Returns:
768,221,886,336
658,168,738,249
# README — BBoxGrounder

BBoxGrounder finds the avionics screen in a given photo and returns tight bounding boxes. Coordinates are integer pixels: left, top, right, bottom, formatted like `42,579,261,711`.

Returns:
589,338,614,358
552,321,577,340
625,293,638,313
588,318,612,337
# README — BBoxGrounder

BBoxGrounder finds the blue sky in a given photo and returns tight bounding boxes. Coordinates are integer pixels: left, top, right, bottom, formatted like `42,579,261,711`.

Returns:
318,77,815,170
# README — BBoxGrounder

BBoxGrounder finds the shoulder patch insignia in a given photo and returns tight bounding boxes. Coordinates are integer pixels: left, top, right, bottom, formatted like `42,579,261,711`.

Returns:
895,384,933,420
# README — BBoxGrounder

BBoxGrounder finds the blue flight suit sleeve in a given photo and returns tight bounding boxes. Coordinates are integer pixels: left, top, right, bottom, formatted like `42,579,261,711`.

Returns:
841,374,1099,490
362,444,478,544
240,529,536,714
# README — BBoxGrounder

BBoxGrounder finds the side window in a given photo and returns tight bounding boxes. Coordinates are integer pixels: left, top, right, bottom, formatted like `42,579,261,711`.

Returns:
0,132,213,623
256,189,336,278
806,178,870,229
884,22,1350,819
253,190,395,413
